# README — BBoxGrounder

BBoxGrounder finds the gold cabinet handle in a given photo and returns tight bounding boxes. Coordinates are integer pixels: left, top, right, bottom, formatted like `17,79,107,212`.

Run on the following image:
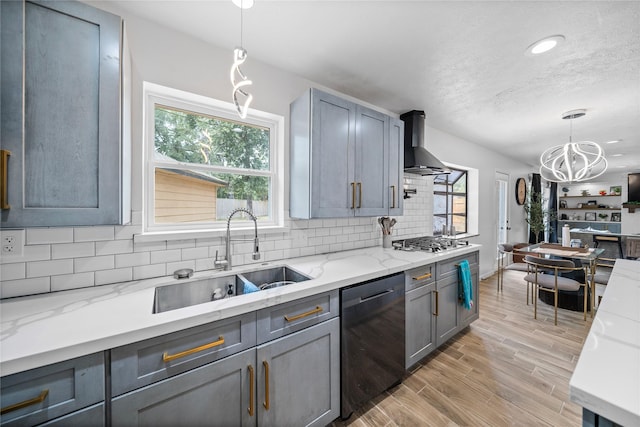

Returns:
1,149,10,210
391,185,396,209
357,182,362,208
433,290,439,316
248,365,255,416
162,336,225,362
412,272,432,281
1,389,49,415
263,361,270,410
284,306,323,322
350,182,355,209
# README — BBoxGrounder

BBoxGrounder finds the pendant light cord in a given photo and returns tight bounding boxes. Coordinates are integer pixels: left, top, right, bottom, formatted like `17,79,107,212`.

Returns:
240,0,244,48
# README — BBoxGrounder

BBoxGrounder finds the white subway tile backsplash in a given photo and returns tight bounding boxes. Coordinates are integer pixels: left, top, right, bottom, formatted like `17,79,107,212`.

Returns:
74,226,115,242
52,242,95,260
96,240,134,256
181,247,209,261
26,228,73,244
74,255,115,273
1,263,26,281
1,277,50,298
2,176,435,299
150,249,182,264
133,264,166,280
27,259,73,278
115,252,150,268
51,272,95,292
95,268,132,286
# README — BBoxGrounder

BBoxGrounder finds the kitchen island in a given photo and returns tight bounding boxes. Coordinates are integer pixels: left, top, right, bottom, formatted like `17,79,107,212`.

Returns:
0,243,479,376
570,258,640,427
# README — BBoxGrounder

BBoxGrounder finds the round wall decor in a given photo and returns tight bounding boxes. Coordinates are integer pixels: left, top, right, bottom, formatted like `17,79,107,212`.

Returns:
516,178,527,205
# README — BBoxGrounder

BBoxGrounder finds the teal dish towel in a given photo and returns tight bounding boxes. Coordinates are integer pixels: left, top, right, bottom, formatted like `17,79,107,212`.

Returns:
242,279,260,293
458,260,473,310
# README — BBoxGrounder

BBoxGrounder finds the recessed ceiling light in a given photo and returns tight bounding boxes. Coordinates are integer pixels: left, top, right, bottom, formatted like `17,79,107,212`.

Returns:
232,0,254,9
525,35,565,56
611,154,623,157
605,139,623,144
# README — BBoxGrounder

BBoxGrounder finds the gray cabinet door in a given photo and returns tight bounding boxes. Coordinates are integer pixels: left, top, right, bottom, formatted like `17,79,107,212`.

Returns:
256,318,339,427
435,273,461,346
0,0,121,227
310,90,356,218
458,263,480,327
388,118,404,216
405,282,436,369
354,106,388,216
111,348,255,427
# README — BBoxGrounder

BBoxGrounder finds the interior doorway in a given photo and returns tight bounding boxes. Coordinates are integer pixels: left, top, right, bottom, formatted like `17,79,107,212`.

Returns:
495,172,510,268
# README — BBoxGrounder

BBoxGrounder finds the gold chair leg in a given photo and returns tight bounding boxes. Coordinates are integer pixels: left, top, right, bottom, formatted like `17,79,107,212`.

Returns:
534,285,538,320
554,290,558,326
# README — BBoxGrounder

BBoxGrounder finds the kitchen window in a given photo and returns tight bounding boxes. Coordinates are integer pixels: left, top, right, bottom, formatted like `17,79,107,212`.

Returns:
433,168,468,235
143,82,284,233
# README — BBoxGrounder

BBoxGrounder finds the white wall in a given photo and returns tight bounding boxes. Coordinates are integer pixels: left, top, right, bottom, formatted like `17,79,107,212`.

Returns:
0,4,532,298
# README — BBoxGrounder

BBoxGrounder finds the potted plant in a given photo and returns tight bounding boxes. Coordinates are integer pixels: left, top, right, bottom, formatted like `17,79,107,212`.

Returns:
598,213,608,221
524,192,556,243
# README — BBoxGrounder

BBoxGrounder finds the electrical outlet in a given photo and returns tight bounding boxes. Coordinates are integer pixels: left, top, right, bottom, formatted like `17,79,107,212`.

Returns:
1,229,25,258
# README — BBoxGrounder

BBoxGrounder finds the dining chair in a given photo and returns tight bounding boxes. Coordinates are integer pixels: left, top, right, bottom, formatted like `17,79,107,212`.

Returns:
523,255,589,326
589,257,615,307
498,243,531,302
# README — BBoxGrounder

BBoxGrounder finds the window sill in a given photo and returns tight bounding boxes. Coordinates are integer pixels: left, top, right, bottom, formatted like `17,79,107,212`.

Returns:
134,224,288,243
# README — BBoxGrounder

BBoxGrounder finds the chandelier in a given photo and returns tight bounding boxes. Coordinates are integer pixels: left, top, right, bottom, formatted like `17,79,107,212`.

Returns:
539,109,608,183
230,0,253,118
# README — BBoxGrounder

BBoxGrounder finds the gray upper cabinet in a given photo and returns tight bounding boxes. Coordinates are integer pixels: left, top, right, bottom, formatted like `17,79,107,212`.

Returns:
0,0,122,227
388,118,404,216
290,88,403,218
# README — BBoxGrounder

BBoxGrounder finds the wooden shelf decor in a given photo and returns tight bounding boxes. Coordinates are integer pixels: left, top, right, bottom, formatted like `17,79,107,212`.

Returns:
622,203,640,213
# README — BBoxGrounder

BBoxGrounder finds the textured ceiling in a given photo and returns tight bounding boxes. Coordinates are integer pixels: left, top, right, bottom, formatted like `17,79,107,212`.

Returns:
104,0,640,178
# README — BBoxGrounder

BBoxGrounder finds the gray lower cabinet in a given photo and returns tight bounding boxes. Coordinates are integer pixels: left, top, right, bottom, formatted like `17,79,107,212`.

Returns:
256,318,340,427
405,282,437,368
0,352,105,427
0,0,122,227
111,348,255,427
405,251,480,368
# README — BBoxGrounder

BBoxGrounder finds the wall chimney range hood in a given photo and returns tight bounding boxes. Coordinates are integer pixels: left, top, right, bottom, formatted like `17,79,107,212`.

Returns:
400,110,450,176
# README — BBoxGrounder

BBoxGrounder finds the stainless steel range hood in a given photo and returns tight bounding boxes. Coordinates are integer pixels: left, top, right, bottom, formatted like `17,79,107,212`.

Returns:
400,110,450,176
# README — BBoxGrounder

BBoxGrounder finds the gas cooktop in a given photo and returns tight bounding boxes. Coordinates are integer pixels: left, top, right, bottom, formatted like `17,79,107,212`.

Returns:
392,236,469,252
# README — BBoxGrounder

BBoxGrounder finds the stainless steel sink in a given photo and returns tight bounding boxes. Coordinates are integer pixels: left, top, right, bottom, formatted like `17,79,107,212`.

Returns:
152,266,312,313
236,265,312,291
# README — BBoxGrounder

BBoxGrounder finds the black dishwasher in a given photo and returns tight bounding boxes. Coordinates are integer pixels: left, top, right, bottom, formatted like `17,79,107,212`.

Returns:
340,272,405,419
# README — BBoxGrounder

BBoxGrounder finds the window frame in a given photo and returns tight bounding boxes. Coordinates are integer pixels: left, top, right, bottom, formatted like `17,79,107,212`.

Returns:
433,167,468,236
142,82,284,235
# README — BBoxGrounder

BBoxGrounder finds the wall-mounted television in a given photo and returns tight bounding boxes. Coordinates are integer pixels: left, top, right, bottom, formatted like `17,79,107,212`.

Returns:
629,173,640,202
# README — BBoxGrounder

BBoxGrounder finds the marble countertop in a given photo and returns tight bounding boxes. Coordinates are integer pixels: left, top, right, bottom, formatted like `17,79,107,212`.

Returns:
1,244,479,376
570,259,640,426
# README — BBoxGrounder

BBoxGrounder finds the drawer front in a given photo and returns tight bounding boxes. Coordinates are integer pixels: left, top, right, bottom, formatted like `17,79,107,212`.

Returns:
405,263,435,292
39,403,104,427
436,251,479,279
111,312,256,396
256,290,338,345
0,352,104,427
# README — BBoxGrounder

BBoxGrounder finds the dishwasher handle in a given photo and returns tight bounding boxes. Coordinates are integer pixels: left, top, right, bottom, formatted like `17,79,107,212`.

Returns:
359,288,394,303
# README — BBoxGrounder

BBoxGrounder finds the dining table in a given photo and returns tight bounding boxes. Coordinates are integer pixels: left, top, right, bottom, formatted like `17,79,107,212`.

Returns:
515,242,605,314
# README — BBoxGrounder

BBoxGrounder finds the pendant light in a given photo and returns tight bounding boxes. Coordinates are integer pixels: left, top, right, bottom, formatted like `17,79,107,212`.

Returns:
539,109,608,183
230,0,253,118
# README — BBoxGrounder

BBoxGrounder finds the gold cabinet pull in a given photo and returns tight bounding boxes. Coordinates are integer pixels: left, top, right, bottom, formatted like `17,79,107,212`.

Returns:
433,291,439,316
0,149,10,210
391,185,396,209
1,389,49,415
412,272,432,281
284,306,323,322
357,182,362,208
263,361,270,410
350,182,355,209
248,365,255,416
162,336,225,362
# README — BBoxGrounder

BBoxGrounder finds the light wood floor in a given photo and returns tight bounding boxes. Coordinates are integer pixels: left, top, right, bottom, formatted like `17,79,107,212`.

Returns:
332,270,594,427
